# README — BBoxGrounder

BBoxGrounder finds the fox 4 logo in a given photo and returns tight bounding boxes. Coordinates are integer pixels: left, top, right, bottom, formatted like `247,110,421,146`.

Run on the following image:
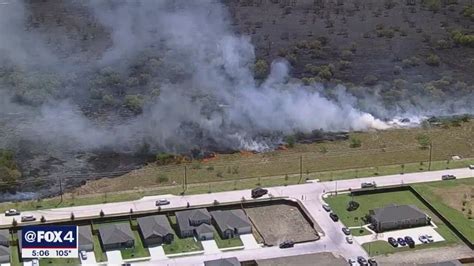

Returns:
37,231,75,243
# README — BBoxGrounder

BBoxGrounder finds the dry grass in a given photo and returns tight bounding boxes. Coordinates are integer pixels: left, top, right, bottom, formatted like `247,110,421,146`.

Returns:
73,121,473,195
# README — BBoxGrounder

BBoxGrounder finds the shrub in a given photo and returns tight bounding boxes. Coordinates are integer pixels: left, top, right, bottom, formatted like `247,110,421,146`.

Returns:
156,153,174,165
12,218,17,227
451,31,474,47
70,212,75,220
341,50,353,61
124,94,144,113
285,135,296,148
339,60,351,70
102,94,115,106
350,137,362,148
416,134,431,149
155,174,169,184
254,59,269,79
99,210,105,217
425,54,440,66
40,216,46,223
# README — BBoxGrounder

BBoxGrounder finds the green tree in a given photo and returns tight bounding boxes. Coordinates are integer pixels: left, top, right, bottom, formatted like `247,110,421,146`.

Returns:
350,137,362,148
124,94,144,113
254,59,269,79
416,134,431,149
285,135,296,148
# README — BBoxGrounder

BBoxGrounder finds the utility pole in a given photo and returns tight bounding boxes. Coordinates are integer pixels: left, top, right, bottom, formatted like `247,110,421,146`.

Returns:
298,155,303,184
59,176,63,204
428,143,433,171
182,166,187,193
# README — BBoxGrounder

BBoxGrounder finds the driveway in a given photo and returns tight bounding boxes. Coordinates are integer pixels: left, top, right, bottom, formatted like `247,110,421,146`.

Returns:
80,251,97,265
354,225,444,245
201,240,221,254
240,234,260,249
148,246,166,260
106,250,123,264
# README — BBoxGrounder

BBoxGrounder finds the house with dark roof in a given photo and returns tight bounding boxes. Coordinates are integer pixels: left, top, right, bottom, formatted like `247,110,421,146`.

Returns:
0,230,9,247
0,246,10,264
79,225,94,252
204,257,240,266
368,204,430,232
194,223,214,240
137,215,174,246
176,208,213,240
210,210,252,239
98,223,135,251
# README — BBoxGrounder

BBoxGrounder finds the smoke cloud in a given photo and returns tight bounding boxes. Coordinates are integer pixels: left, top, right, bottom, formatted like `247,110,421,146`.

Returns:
0,0,471,156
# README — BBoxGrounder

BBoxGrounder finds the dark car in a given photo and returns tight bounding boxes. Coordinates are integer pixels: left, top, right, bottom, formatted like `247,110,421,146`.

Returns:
397,237,406,246
357,256,368,266
251,187,268,198
329,212,339,222
441,174,456,180
405,236,415,248
368,258,378,266
388,237,398,247
279,240,295,249
342,227,351,235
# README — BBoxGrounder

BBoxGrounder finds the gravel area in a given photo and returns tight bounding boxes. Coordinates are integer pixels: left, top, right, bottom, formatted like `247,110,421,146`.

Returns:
245,203,319,246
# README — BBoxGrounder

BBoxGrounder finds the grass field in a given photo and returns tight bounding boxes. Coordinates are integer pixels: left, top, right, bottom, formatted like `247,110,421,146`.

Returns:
213,230,243,249
162,235,203,254
1,158,472,213
362,240,454,257
74,120,474,195
412,178,474,243
121,230,150,259
350,228,371,236
39,258,80,266
92,234,107,262
325,189,460,254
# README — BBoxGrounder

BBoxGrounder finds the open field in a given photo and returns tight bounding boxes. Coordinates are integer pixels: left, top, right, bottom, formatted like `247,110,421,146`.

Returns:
1,158,473,213
120,230,150,260
245,204,319,246
256,252,347,266
412,178,474,243
73,121,474,195
325,190,460,254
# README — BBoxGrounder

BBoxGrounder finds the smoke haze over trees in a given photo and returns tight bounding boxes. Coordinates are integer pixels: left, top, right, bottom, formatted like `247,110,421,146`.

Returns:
0,0,472,196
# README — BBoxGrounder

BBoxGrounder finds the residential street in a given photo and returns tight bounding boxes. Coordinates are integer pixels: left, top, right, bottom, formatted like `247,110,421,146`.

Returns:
4,167,473,265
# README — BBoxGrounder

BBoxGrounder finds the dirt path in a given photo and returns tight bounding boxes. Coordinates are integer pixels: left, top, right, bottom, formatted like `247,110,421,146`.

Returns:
374,245,473,265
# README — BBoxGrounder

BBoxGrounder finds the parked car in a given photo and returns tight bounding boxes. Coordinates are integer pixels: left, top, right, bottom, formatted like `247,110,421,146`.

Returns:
425,234,434,242
329,212,339,222
419,235,428,243
279,240,295,249
5,209,20,216
342,227,351,235
469,165,474,170
348,258,358,266
404,236,415,248
155,199,170,206
441,174,456,180
397,237,406,246
368,258,378,266
346,236,353,244
322,204,331,212
21,215,36,222
357,256,368,266
361,181,376,188
80,250,87,260
251,187,268,198
388,237,398,247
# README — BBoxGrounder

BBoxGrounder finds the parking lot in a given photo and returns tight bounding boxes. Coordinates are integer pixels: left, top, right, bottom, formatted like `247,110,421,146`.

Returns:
354,224,445,246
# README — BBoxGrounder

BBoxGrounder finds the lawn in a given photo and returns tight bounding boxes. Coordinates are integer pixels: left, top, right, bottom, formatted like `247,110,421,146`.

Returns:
10,234,20,266
350,227,371,236
162,235,203,254
92,234,107,262
213,230,243,249
412,178,474,244
121,230,150,259
325,189,460,254
39,258,80,266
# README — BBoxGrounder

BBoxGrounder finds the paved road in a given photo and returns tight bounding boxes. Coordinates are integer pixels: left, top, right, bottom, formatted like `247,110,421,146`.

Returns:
4,168,472,265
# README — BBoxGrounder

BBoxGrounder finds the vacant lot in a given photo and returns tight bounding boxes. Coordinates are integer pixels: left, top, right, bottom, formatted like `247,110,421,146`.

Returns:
325,189,460,254
256,252,346,266
74,121,474,195
413,178,474,244
245,204,319,246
